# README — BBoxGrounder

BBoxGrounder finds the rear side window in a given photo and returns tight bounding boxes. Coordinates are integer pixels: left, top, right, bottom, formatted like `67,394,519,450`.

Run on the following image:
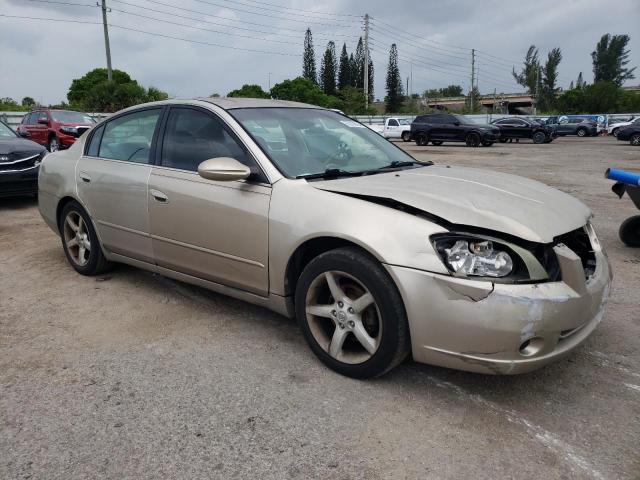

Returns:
86,124,105,157
388,119,399,127
425,115,442,124
161,107,254,172
99,109,161,164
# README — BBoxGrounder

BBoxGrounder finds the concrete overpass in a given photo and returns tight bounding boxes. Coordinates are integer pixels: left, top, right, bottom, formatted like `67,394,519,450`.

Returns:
423,92,534,114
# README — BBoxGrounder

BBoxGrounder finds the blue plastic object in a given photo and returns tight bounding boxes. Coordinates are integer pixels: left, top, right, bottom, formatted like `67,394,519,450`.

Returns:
605,168,640,186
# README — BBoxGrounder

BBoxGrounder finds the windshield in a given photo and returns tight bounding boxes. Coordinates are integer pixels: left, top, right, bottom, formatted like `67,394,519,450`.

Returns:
0,122,17,138
50,110,95,124
231,108,419,178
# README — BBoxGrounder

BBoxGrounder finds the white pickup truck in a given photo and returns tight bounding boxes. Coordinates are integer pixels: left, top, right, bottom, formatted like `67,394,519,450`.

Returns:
366,117,413,141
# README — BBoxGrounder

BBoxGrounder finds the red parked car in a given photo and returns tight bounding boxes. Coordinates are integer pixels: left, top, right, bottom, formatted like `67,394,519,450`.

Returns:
17,109,95,152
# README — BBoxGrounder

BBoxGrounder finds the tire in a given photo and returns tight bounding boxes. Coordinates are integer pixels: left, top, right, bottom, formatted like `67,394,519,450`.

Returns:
431,140,443,146
401,131,411,142
576,128,587,137
48,135,59,152
612,128,619,137
59,201,112,275
415,133,428,146
619,215,640,247
481,140,494,147
295,247,410,379
533,131,547,144
465,132,481,147
631,134,640,146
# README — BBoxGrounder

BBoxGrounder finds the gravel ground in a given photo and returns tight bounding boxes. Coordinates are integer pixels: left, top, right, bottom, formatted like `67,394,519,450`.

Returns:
1,136,639,480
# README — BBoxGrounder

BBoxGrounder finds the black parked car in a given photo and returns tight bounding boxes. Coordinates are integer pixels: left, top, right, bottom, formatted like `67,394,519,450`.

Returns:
616,124,640,146
547,117,598,137
491,117,556,144
0,120,47,198
410,113,501,147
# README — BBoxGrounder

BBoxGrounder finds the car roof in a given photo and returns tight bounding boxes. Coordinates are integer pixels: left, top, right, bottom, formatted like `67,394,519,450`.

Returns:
197,97,322,110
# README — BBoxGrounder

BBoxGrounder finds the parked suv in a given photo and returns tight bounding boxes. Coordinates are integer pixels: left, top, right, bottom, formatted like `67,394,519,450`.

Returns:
616,124,640,146
547,117,598,137
17,109,95,152
410,113,501,147
491,117,556,143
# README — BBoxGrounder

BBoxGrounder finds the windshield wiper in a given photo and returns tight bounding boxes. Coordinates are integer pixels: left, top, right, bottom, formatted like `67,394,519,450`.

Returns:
296,168,363,180
375,160,433,170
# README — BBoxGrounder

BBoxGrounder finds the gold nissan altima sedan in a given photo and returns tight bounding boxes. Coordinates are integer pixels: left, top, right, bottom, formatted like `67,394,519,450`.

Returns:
38,98,612,378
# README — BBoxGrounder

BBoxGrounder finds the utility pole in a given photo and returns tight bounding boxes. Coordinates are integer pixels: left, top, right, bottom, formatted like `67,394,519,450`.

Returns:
470,48,475,113
363,13,369,109
100,0,113,81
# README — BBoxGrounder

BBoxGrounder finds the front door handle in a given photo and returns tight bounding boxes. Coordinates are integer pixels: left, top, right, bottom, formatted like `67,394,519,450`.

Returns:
150,189,168,203
79,172,91,183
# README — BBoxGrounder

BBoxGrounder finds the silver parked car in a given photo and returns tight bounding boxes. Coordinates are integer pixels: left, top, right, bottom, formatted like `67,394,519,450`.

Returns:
39,98,612,378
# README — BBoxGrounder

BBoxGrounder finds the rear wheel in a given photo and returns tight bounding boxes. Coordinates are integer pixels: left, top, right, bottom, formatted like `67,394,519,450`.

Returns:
415,133,428,146
401,131,411,142
465,132,481,147
431,140,443,146
48,136,59,152
532,131,547,144
631,134,640,146
619,216,640,247
60,201,112,275
576,128,587,137
295,247,410,379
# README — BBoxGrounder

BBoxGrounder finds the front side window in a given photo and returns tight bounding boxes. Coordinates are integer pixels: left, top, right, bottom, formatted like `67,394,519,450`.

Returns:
231,108,418,178
36,111,48,124
99,109,160,163
86,124,105,157
161,107,254,172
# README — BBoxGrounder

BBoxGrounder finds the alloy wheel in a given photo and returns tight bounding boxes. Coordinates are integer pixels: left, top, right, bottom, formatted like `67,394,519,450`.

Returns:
49,137,59,152
631,134,640,146
63,211,91,266
577,129,586,137
466,133,480,147
305,271,381,364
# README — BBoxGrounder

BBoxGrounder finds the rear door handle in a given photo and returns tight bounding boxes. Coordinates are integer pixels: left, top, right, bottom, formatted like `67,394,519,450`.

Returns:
150,189,168,203
79,172,91,183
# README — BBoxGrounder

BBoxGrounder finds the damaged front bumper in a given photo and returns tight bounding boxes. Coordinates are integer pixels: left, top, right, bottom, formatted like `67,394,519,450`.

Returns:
385,245,612,375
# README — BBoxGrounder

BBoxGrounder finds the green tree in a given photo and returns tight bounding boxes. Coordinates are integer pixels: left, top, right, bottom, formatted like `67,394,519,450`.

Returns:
385,44,403,113
67,68,167,112
302,28,317,85
270,77,342,109
539,47,562,111
21,96,36,108
227,84,270,98
592,34,636,86
0,97,21,111
320,41,337,96
349,53,357,87
425,85,463,98
210,93,221,98
464,87,482,113
337,43,351,90
513,45,540,94
354,37,365,89
338,86,367,114
554,81,640,113
576,72,585,88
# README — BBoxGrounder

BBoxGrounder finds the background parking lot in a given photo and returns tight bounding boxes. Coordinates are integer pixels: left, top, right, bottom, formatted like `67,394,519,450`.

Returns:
1,137,639,479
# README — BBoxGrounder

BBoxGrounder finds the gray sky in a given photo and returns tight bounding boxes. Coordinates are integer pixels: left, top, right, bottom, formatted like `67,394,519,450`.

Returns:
1,0,638,105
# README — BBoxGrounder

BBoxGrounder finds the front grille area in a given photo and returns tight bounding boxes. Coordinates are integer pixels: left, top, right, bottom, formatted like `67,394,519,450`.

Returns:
554,227,596,279
0,152,41,172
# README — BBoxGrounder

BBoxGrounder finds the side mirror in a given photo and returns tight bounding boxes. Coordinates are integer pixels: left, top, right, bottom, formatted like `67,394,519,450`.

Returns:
37,118,49,125
18,130,30,138
197,157,251,182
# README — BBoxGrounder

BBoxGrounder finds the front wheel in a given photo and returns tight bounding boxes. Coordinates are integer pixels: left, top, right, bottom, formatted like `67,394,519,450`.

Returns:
401,131,411,142
533,131,547,144
48,136,59,152
295,247,410,379
612,128,619,137
415,133,429,146
576,128,587,137
631,133,640,146
619,216,640,247
60,201,112,275
465,132,481,147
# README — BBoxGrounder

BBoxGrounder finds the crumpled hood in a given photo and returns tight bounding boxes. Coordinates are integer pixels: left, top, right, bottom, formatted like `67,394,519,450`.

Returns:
311,165,591,243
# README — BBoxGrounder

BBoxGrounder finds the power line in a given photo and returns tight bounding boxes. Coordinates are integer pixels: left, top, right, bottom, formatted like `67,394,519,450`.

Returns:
0,13,302,56
237,0,361,18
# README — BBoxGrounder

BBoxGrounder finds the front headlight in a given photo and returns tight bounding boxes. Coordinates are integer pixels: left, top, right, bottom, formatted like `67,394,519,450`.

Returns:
60,126,78,134
443,239,513,277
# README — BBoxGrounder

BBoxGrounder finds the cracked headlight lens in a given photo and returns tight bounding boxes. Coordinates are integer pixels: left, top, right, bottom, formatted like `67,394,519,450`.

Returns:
433,236,515,278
